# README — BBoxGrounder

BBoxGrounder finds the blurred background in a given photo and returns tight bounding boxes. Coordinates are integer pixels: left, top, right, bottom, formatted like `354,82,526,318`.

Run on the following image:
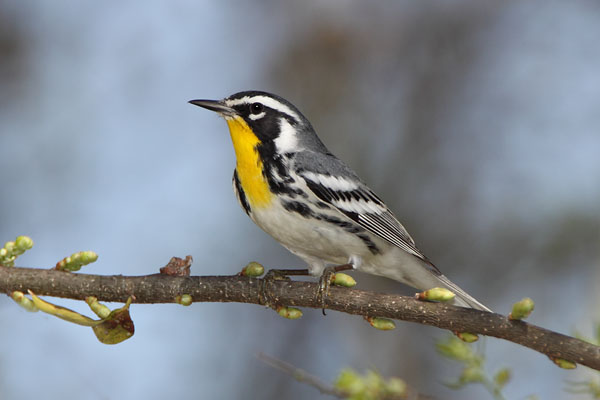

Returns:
1,1,599,399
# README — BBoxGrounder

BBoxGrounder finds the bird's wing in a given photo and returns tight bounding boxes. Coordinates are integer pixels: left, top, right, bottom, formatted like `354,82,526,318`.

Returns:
295,151,435,267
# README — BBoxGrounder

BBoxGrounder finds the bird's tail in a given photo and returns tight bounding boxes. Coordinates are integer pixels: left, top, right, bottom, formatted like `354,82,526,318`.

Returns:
370,253,491,311
433,273,492,312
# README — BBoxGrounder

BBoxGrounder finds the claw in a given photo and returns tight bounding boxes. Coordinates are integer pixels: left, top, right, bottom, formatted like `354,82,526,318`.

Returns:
317,263,354,315
317,266,336,315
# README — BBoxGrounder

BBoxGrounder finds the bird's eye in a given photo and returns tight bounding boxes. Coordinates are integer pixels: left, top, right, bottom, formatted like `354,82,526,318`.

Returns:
250,102,264,114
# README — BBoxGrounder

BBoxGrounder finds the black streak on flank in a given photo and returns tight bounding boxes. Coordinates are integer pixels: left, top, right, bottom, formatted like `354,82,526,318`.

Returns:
233,170,251,215
282,200,312,218
356,233,381,255
315,201,331,209
280,197,381,255
303,180,382,255
318,214,380,255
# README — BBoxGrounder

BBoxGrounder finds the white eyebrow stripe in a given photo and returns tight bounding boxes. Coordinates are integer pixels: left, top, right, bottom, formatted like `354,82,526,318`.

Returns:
225,95,301,122
224,96,251,107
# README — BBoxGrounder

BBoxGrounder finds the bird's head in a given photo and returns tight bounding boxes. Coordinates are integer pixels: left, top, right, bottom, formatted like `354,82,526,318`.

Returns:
189,91,327,155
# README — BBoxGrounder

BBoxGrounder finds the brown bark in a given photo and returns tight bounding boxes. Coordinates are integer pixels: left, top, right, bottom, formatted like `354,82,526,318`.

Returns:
1,266,598,371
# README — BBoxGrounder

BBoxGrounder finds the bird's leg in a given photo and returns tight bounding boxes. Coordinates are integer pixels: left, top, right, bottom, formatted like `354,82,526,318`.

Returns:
259,268,310,307
317,263,353,315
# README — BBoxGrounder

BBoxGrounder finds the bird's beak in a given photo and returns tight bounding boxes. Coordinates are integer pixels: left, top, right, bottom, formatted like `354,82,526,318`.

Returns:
188,99,236,117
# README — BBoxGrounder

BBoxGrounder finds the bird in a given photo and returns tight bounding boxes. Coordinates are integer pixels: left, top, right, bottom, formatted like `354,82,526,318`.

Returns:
189,91,491,312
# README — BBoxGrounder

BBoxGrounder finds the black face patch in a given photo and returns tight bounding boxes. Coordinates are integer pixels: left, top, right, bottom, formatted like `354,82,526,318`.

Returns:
234,104,283,143
229,98,300,146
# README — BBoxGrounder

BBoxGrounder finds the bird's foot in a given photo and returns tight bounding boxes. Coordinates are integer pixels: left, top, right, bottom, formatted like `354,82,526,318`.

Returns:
317,263,353,315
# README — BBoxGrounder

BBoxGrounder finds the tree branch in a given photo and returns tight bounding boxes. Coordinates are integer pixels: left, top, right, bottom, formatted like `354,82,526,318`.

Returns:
2,265,599,371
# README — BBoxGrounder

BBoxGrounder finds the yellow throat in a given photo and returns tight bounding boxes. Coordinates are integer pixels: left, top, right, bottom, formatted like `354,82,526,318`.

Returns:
226,116,272,208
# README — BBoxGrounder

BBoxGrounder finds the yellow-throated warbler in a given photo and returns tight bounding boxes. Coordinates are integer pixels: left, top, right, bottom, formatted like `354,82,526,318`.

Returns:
190,91,490,311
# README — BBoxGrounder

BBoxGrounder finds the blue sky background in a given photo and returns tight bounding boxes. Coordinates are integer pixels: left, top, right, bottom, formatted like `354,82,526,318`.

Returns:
1,2,599,399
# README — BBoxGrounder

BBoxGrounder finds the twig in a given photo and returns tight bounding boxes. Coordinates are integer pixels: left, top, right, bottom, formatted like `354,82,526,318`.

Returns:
258,353,428,400
257,352,347,398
